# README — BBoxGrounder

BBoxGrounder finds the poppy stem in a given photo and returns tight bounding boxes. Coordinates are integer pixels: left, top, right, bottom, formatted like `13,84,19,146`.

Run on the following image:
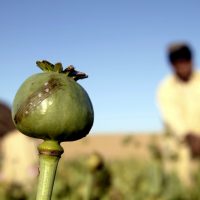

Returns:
36,140,64,200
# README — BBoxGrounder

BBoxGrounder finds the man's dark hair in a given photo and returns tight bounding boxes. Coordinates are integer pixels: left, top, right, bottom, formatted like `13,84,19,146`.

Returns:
168,43,193,64
0,102,15,138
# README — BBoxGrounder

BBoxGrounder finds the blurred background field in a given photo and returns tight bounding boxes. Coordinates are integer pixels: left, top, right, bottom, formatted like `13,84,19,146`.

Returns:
61,133,162,160
1,1,200,199
1,133,200,200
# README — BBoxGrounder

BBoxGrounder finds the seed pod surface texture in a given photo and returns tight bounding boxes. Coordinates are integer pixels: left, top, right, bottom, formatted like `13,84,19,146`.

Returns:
12,72,94,141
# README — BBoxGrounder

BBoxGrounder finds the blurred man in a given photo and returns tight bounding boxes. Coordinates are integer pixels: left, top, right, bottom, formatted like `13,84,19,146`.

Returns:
0,101,16,171
157,43,200,185
0,102,15,139
0,101,38,193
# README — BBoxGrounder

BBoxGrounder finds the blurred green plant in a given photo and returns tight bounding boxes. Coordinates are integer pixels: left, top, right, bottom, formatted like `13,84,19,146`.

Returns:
1,155,200,200
122,135,133,146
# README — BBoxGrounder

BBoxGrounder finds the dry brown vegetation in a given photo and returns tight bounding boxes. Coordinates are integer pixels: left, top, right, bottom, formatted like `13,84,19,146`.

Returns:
62,132,163,160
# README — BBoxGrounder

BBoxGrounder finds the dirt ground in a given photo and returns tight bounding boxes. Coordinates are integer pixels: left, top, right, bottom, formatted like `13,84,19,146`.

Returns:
61,132,163,160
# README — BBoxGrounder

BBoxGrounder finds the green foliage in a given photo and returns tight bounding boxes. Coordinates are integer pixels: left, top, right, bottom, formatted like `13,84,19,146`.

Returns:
1,157,200,200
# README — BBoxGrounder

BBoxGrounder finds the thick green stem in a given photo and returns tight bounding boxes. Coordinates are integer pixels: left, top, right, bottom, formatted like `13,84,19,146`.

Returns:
36,140,64,200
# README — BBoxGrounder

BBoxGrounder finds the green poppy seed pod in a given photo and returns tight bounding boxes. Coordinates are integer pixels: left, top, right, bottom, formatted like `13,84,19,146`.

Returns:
12,61,94,142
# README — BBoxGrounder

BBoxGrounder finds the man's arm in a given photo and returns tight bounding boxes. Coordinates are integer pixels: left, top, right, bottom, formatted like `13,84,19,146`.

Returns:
157,84,188,140
158,84,200,157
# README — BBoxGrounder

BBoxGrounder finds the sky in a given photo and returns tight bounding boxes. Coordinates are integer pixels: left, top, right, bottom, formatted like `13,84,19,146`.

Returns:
0,0,200,133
